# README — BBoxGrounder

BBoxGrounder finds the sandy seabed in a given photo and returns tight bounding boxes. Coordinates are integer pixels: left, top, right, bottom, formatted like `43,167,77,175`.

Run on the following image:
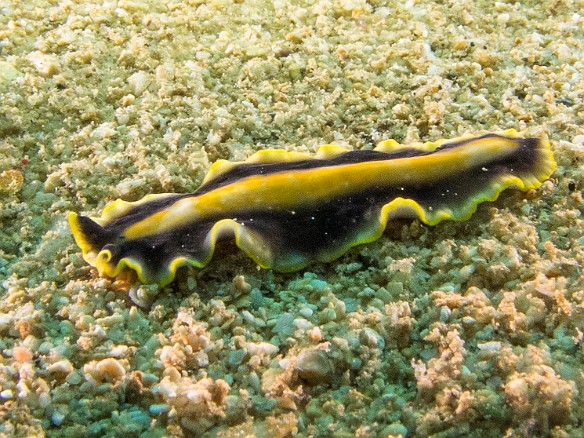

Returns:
1,0,583,437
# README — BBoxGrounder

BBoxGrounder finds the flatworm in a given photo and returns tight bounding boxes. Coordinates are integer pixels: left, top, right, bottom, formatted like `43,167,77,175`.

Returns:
69,129,555,286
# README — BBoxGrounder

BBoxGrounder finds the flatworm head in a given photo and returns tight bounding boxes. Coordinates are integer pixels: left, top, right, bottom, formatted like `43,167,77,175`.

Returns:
69,129,555,286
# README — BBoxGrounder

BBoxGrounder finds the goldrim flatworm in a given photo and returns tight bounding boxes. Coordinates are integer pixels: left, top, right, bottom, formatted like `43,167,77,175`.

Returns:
69,130,555,285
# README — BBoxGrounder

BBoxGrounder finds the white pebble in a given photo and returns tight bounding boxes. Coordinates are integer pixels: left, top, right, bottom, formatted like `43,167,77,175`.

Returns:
572,135,584,146
241,310,255,324
293,318,312,330
92,325,107,339
0,389,13,399
110,345,129,357
127,71,150,96
0,313,12,331
48,359,73,375
246,342,278,357
477,341,502,351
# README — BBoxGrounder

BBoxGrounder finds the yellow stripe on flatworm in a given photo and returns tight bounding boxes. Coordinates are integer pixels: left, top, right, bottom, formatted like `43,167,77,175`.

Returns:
123,134,521,240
